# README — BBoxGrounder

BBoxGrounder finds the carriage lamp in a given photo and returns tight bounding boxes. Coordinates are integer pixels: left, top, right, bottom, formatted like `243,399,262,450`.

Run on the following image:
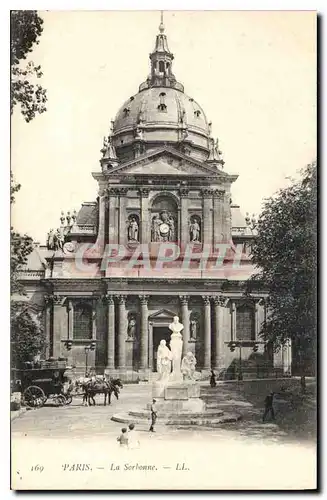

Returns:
63,340,73,351
252,343,259,353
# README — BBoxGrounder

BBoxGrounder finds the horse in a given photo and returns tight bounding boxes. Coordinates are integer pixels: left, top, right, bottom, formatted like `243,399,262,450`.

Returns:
77,376,123,406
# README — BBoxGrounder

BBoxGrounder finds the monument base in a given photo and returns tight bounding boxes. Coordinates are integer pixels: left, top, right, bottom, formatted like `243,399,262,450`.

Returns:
150,381,205,413
111,380,242,426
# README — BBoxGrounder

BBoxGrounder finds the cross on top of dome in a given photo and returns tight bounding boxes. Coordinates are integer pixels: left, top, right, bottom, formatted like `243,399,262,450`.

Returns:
139,12,184,93
159,10,165,33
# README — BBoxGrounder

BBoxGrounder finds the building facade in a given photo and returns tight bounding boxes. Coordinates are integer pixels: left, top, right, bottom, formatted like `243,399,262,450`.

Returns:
19,18,292,380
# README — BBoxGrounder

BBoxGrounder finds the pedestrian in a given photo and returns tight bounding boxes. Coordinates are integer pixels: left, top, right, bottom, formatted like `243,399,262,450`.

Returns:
262,392,275,422
128,423,140,449
210,370,216,387
117,427,129,447
149,398,157,432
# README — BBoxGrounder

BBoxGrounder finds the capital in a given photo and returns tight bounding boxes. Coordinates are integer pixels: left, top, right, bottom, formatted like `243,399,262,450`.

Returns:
52,294,64,305
116,295,127,305
179,188,189,198
213,189,225,200
138,188,150,198
213,295,229,307
104,293,115,305
139,294,149,305
201,189,213,198
179,295,189,306
202,295,211,305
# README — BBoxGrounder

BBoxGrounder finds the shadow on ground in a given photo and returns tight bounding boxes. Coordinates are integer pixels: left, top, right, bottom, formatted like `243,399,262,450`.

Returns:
200,379,316,444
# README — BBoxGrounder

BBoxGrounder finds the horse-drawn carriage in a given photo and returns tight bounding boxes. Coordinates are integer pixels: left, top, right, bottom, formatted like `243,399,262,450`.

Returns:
12,359,74,408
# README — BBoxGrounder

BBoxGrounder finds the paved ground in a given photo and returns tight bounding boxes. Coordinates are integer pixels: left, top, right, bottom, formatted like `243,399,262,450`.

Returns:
11,381,317,490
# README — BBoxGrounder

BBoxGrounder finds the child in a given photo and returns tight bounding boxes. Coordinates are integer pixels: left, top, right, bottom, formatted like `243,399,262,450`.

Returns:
128,423,140,449
117,427,129,447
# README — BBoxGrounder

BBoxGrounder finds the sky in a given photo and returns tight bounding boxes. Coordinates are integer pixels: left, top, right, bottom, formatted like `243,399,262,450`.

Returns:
11,10,317,244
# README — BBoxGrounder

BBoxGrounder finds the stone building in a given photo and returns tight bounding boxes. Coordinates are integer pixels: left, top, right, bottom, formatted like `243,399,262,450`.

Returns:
18,17,292,380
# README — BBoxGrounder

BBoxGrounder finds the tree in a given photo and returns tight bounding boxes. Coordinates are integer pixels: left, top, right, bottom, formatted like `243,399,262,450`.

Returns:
247,161,317,378
11,11,47,367
11,303,46,368
11,10,47,122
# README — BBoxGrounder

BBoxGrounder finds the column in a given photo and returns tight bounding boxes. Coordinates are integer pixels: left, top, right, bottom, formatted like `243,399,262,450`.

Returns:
213,190,225,245
92,299,97,340
95,183,107,251
231,300,236,341
179,188,189,245
52,295,66,358
44,294,52,358
139,295,149,369
117,295,127,370
222,192,232,243
254,301,259,339
118,188,128,244
67,299,73,339
202,189,213,245
213,295,227,370
108,188,118,244
106,294,115,369
179,295,190,356
202,296,211,370
139,188,150,244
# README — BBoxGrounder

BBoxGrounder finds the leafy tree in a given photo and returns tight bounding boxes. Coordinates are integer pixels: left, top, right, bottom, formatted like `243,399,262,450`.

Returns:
10,11,48,368
11,10,47,122
11,303,46,368
247,161,317,378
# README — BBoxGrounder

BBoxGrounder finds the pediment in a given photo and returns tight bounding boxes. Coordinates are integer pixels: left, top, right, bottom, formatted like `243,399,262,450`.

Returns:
108,148,220,177
148,308,177,320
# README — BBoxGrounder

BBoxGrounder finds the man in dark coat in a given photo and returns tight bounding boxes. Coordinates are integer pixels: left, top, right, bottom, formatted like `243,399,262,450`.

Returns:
149,399,157,432
262,392,276,422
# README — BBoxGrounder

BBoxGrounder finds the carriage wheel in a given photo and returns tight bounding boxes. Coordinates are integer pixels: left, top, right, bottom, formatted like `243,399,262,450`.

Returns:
56,395,66,406
65,395,73,405
23,386,46,408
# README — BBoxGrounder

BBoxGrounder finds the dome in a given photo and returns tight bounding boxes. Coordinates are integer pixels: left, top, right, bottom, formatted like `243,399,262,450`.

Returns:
107,18,213,164
112,87,210,161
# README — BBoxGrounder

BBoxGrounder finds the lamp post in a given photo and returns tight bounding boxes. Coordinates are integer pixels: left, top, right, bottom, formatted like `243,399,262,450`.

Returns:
84,342,96,377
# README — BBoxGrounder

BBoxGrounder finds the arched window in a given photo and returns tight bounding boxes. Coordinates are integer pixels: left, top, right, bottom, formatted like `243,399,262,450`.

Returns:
158,92,167,112
159,61,165,72
236,304,255,341
73,303,92,340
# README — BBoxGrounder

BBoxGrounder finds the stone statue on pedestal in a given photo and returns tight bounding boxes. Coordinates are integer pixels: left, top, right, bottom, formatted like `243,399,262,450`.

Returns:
157,340,172,382
169,316,184,383
181,352,197,381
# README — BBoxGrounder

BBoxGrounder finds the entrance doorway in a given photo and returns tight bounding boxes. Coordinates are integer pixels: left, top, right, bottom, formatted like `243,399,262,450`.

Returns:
152,326,171,372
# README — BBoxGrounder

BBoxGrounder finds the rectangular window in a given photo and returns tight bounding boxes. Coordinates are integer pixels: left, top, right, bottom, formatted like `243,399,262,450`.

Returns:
236,305,255,341
73,303,92,340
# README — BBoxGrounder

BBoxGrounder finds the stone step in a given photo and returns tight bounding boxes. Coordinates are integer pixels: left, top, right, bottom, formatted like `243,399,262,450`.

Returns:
128,409,225,419
111,411,241,427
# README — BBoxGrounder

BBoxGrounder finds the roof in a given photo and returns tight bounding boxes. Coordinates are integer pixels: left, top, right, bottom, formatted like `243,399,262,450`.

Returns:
76,202,98,226
22,245,50,271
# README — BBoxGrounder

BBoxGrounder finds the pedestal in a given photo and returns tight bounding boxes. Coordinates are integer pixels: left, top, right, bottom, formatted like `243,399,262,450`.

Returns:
151,381,205,414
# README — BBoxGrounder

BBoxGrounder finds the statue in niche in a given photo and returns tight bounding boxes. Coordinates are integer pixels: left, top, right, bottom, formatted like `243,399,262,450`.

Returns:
127,216,139,242
190,317,199,340
168,214,176,242
151,211,177,242
181,352,197,381
189,217,201,242
151,214,163,242
127,316,137,340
